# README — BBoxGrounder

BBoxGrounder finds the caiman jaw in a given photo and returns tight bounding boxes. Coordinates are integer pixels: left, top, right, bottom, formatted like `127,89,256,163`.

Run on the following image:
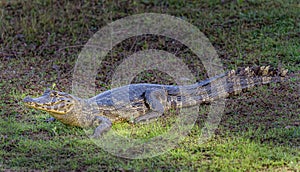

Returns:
23,89,75,115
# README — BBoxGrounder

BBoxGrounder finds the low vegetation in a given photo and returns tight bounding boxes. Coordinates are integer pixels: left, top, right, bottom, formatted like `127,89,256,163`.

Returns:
0,0,299,171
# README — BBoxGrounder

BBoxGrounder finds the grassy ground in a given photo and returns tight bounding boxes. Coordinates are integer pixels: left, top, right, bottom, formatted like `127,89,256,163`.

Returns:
1,0,299,171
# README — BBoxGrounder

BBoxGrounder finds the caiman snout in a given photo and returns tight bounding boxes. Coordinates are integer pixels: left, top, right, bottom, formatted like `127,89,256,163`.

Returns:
23,95,49,105
23,90,76,115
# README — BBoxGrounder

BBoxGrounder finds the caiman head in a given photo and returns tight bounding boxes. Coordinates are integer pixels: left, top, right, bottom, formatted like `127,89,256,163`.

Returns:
23,89,79,115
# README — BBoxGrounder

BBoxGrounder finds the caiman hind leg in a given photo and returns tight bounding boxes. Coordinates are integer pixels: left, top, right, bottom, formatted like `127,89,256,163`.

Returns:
134,88,167,123
91,116,112,138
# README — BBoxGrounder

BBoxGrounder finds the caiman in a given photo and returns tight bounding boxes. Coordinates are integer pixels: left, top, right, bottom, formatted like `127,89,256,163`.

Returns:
23,66,288,138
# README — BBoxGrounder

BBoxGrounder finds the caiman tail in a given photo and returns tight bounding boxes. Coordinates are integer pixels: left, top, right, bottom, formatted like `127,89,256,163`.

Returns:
178,66,288,107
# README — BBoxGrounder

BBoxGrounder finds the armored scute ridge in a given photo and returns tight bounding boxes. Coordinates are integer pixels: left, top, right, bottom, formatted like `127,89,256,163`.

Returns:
23,66,288,137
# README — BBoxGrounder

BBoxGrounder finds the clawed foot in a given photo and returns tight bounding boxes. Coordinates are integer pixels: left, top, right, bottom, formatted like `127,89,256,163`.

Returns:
45,117,56,123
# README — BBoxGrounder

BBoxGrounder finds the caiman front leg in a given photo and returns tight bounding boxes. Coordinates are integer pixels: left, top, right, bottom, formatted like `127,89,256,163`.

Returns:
134,88,167,123
91,116,112,138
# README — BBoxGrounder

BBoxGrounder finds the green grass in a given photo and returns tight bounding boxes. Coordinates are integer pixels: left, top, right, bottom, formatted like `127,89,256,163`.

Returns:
1,0,299,171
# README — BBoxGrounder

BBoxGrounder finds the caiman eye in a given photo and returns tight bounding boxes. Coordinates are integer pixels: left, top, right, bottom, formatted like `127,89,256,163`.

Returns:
57,97,65,102
50,91,58,97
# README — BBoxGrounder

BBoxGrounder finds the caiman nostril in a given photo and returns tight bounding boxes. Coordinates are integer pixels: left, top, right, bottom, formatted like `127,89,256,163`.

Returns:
23,96,33,103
